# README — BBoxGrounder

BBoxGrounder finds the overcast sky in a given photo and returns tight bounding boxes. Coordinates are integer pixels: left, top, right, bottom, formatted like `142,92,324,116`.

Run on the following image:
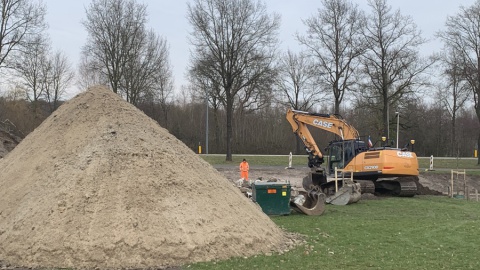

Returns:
45,0,477,97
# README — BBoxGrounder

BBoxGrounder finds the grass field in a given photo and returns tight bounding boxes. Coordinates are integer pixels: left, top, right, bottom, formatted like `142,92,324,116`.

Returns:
189,155,480,269
188,196,480,270
200,154,480,169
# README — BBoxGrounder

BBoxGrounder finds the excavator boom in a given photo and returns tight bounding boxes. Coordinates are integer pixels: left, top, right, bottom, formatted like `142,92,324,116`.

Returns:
286,109,359,140
286,108,359,167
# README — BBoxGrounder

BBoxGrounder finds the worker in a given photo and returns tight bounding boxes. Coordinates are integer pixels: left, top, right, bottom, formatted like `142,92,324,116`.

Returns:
239,158,250,181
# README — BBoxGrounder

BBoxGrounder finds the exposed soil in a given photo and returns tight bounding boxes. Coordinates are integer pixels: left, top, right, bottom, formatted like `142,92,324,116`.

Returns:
215,165,480,197
0,86,289,269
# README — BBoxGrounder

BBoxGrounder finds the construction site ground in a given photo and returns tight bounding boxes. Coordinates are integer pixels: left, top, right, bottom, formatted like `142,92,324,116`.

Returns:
215,165,480,197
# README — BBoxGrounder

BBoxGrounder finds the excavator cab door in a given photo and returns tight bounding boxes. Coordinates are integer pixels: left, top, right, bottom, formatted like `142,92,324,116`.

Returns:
327,140,356,175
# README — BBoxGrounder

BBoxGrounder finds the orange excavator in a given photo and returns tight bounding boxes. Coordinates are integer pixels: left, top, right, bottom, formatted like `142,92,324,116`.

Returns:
286,109,419,207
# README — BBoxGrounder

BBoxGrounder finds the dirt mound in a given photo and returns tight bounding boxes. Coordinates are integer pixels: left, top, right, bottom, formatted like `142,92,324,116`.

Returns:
416,177,444,195
418,172,480,196
0,86,286,269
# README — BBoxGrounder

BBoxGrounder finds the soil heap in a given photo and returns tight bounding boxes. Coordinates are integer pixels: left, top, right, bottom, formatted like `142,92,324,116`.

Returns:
0,86,286,269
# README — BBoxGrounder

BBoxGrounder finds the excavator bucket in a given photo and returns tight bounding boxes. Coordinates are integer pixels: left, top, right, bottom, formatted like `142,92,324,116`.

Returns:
290,190,326,216
302,171,361,206
302,171,328,191
326,182,362,205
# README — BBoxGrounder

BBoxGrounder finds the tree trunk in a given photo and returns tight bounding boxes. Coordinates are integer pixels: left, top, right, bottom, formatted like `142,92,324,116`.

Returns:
383,95,389,141
333,79,340,115
334,97,340,115
213,107,220,153
476,56,480,165
477,131,480,165
451,111,456,157
225,93,233,161
295,136,303,155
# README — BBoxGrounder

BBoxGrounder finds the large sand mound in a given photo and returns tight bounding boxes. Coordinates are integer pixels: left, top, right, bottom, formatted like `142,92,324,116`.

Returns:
0,86,286,269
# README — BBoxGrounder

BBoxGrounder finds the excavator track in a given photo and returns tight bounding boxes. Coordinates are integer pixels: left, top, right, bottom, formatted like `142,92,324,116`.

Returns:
374,176,418,197
355,180,376,194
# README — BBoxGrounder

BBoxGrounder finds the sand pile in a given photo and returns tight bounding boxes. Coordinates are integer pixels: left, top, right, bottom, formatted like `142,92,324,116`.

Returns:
0,86,286,269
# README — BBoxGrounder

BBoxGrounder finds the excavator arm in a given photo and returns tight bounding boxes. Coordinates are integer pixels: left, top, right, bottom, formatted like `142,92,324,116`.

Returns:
286,108,360,167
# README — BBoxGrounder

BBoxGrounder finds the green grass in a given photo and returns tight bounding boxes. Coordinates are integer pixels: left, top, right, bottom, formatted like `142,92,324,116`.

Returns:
200,154,480,170
200,154,309,166
187,196,480,270
190,155,480,269
418,158,479,170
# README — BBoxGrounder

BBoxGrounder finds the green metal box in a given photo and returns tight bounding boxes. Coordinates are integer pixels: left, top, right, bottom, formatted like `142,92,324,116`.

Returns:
252,182,291,215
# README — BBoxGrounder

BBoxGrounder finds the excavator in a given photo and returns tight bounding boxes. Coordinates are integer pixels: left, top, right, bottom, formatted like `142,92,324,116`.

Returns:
286,108,419,212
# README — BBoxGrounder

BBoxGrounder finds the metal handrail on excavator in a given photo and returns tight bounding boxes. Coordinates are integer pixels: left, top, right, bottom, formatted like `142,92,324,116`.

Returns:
326,167,361,205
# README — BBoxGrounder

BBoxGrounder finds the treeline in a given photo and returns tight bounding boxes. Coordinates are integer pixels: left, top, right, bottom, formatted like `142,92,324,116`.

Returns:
0,85,478,158
0,0,479,161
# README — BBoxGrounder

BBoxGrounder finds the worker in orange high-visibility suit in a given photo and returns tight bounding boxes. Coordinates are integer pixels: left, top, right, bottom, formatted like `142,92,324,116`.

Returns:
239,159,250,180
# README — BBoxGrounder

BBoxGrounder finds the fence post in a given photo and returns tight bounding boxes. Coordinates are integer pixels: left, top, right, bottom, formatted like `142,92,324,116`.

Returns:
450,170,454,198
429,155,434,171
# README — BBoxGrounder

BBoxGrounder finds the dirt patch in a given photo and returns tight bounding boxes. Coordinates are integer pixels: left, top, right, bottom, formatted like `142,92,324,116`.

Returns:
418,171,480,196
0,86,288,269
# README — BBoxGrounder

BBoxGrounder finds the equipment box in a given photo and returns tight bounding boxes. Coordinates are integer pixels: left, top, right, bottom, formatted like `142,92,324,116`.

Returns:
252,182,291,215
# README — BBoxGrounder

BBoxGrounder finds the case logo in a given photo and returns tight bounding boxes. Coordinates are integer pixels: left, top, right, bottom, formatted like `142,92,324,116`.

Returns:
313,119,333,128
397,151,413,158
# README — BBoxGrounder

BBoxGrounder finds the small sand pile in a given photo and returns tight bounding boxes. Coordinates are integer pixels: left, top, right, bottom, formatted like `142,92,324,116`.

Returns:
0,86,286,269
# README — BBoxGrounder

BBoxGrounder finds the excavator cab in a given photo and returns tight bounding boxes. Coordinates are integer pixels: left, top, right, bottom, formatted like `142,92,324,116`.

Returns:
327,140,367,175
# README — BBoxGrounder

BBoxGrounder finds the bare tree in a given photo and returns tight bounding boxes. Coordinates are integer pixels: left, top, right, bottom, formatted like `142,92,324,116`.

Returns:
77,52,109,91
0,0,46,71
438,1,480,164
275,50,322,111
276,50,325,154
188,68,224,151
82,0,147,95
361,0,434,141
437,48,471,155
297,0,365,115
43,51,75,112
82,0,174,111
134,31,175,127
187,0,280,161
14,34,49,106
123,31,174,109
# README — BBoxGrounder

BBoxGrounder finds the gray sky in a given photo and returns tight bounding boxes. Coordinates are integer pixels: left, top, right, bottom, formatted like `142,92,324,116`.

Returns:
45,0,477,97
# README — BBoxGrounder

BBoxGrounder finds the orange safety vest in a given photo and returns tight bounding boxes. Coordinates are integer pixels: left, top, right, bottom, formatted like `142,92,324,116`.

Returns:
240,161,249,180
239,161,249,172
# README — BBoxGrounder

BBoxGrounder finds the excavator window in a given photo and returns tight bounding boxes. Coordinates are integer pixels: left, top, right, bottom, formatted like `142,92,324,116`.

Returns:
327,140,356,174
